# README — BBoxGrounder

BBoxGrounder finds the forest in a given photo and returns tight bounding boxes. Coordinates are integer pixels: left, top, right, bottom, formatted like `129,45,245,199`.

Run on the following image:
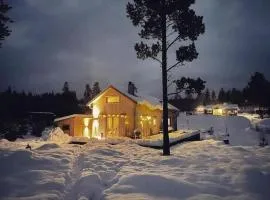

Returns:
169,72,270,111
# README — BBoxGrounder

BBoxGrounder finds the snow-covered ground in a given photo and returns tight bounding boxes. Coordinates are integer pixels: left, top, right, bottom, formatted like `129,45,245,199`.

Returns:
178,113,270,146
0,115,270,200
238,113,270,132
134,130,199,147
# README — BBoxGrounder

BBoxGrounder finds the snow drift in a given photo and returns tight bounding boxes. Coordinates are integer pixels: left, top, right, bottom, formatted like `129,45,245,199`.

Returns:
43,127,71,144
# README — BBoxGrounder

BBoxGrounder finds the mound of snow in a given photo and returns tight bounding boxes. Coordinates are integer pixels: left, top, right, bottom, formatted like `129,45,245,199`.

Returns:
257,119,270,131
36,143,61,150
41,126,54,140
46,127,71,144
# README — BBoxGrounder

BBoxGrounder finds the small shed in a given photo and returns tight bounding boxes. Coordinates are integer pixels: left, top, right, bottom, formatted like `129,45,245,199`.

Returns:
54,114,93,137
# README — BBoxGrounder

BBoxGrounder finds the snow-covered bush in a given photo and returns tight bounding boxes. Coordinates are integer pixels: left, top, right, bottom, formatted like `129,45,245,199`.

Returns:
44,127,71,144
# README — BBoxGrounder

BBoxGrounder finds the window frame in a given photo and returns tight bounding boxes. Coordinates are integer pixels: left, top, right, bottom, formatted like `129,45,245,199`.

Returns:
106,96,120,103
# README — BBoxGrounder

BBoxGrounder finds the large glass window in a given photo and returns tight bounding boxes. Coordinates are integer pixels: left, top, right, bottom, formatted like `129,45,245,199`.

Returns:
107,117,113,130
113,117,119,129
107,116,119,130
106,96,120,103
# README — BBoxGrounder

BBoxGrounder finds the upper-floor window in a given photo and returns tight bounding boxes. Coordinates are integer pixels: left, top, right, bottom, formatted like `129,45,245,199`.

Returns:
106,96,120,103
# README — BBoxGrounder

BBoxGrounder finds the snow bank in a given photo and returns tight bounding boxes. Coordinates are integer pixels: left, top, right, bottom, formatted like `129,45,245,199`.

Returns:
1,137,270,199
46,127,71,144
36,143,61,150
256,119,270,132
41,126,54,140
238,113,270,132
178,113,269,146
0,143,75,199
1,115,270,200
134,130,199,147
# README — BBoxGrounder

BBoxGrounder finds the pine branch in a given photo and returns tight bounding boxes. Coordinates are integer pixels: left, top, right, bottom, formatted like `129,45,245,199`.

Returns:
167,61,183,72
150,56,162,64
167,91,181,96
166,22,174,29
167,80,174,89
166,35,180,50
166,30,176,38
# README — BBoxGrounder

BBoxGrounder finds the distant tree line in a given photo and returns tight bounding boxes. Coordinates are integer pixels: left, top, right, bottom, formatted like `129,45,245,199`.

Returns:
169,72,270,111
0,81,101,140
0,81,101,120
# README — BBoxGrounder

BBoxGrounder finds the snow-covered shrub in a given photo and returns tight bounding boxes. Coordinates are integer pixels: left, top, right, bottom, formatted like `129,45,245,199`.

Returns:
41,126,54,140
46,127,71,144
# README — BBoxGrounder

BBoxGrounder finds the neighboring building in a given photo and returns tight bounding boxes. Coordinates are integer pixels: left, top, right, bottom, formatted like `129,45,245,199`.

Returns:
195,105,205,114
205,105,213,114
54,85,179,139
195,103,239,116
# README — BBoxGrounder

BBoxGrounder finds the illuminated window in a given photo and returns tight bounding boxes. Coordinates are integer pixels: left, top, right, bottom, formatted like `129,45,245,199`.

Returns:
106,96,120,103
153,117,156,125
107,116,119,130
168,118,171,126
107,117,113,130
113,117,119,129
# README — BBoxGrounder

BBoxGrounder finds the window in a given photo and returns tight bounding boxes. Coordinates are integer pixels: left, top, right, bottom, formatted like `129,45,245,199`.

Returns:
107,117,113,130
113,117,119,129
62,124,70,131
168,118,171,126
107,116,119,130
106,96,120,103
153,118,156,126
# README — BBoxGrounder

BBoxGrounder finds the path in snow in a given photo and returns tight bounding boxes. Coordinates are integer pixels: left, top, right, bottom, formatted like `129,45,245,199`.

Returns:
63,145,85,200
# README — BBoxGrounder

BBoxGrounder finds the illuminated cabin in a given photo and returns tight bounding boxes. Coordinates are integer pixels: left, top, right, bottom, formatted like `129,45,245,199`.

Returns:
54,85,179,139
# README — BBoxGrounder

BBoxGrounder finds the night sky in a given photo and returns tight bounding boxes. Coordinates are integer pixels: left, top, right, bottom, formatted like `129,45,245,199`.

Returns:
1,0,270,98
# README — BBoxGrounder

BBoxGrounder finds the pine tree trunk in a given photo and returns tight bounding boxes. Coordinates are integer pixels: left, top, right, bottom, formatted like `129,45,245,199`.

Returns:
161,0,170,156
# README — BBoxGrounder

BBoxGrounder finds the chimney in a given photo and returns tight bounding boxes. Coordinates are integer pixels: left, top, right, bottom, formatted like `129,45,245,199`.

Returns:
128,82,137,96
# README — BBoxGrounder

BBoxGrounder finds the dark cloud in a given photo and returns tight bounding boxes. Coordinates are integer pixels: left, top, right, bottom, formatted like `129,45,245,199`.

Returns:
0,0,270,97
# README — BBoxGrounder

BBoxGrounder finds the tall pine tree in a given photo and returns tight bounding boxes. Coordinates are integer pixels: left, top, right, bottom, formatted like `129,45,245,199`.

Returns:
126,0,205,155
83,84,92,103
92,82,101,98
218,88,226,103
211,90,216,103
203,88,210,105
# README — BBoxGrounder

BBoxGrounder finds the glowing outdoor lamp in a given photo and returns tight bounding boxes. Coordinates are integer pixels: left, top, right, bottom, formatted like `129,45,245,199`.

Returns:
83,118,90,126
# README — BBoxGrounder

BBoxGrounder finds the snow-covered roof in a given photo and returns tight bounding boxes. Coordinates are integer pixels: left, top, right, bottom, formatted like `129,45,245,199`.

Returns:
54,114,92,122
223,104,239,110
204,104,239,110
88,85,179,111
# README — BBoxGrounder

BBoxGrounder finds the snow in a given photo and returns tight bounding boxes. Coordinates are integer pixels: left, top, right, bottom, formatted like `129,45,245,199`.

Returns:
43,127,71,144
178,113,270,146
238,113,270,132
134,130,199,147
257,119,270,131
0,115,270,200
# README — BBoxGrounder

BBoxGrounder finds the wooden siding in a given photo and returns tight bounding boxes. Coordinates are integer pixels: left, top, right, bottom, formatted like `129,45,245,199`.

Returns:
91,87,136,137
135,104,162,137
55,115,93,137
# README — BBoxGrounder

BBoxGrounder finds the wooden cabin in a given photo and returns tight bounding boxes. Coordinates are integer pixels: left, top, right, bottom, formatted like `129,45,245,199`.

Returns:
54,85,179,139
